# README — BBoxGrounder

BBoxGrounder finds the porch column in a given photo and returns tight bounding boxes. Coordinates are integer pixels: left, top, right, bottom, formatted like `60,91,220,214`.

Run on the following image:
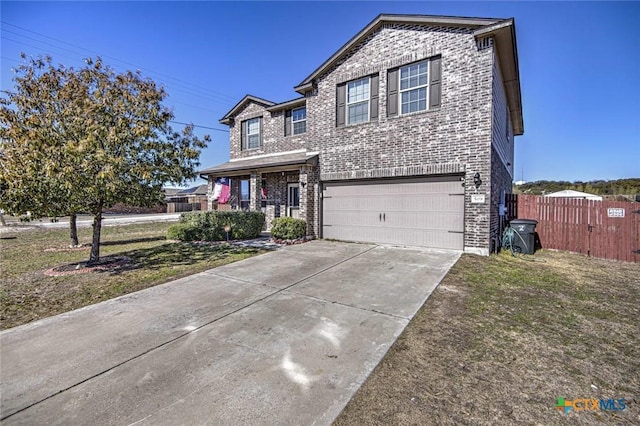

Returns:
298,165,317,237
206,176,215,211
249,171,262,211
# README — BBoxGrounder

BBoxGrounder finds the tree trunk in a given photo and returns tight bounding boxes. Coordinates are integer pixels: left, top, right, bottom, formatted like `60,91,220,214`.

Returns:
0,211,6,226
69,213,79,247
88,202,103,265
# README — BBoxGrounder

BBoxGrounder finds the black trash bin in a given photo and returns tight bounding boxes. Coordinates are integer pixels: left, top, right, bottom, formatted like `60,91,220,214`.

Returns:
507,219,538,254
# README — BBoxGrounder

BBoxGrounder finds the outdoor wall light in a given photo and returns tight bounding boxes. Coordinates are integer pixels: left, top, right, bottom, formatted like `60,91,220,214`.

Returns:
473,172,482,188
300,181,307,188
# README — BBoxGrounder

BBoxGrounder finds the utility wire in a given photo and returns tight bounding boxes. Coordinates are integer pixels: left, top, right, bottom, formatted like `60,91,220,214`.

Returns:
2,37,233,119
2,29,234,105
169,120,228,132
0,22,238,104
2,34,235,107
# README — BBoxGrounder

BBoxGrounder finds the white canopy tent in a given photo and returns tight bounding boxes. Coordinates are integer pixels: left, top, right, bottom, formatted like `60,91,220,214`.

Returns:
544,190,603,201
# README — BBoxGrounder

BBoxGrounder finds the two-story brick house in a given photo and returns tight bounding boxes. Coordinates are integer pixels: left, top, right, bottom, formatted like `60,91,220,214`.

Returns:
199,14,523,255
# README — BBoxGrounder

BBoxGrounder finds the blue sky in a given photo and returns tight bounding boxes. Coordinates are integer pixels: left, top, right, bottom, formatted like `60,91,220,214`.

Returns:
1,1,639,186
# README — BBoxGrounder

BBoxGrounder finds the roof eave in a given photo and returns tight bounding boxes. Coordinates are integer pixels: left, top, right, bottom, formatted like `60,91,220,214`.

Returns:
474,19,524,135
219,95,276,125
199,155,318,178
265,97,306,112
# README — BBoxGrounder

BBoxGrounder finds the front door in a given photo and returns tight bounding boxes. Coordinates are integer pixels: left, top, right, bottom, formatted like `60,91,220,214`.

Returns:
287,183,300,219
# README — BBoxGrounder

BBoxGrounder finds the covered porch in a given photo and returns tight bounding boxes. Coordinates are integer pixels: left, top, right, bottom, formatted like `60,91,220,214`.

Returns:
199,151,319,234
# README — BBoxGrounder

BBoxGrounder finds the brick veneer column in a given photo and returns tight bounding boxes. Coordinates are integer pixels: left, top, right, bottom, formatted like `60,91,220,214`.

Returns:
249,171,262,211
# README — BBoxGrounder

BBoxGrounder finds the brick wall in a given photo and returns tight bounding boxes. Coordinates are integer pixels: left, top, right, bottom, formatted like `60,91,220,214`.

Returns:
222,23,508,253
229,102,309,160
306,24,495,252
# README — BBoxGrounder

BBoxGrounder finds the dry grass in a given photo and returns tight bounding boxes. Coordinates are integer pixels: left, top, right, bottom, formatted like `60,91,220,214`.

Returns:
0,222,264,329
335,250,640,425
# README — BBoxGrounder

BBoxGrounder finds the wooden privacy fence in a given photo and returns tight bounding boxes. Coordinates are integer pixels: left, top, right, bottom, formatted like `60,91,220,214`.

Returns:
166,201,207,213
506,194,640,263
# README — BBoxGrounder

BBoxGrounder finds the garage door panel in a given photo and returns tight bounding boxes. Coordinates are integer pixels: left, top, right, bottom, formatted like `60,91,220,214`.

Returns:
322,177,464,250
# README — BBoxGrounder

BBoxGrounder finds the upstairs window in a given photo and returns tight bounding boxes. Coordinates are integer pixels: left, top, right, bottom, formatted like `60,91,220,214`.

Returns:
347,77,370,124
292,107,306,134
241,117,262,150
285,107,306,135
336,74,379,127
387,56,441,117
400,60,428,114
246,118,261,149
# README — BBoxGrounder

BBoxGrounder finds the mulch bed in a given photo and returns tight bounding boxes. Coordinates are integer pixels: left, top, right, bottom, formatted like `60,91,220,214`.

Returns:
271,236,314,245
44,256,133,276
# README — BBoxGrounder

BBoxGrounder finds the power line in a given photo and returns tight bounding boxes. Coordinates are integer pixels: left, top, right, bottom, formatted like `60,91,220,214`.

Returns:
1,37,233,115
0,22,238,103
169,120,228,132
1,33,236,107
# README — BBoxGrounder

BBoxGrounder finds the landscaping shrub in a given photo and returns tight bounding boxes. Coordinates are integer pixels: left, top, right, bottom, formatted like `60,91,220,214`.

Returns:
270,217,307,240
167,211,265,241
166,223,199,241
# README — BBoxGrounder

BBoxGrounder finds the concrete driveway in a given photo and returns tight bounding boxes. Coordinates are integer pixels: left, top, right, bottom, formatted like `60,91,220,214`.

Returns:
0,241,460,425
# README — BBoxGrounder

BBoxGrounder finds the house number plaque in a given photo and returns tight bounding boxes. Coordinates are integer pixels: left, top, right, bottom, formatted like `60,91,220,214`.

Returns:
471,194,486,204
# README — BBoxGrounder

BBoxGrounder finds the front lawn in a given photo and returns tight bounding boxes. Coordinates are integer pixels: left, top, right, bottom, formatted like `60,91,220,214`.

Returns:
335,250,639,425
0,222,264,330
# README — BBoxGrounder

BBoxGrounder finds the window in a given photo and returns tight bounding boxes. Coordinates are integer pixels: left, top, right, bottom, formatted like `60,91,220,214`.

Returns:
261,179,267,208
346,77,370,124
287,183,300,219
400,60,428,114
241,117,262,150
240,179,250,210
292,107,306,134
246,118,260,149
387,56,441,117
336,74,379,127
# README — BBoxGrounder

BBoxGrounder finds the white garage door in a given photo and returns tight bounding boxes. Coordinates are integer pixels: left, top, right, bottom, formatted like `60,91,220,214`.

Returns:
322,176,464,250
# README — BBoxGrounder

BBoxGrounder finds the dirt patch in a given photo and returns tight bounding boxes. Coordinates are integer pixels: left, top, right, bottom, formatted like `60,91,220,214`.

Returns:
43,244,92,252
44,256,133,276
335,251,639,425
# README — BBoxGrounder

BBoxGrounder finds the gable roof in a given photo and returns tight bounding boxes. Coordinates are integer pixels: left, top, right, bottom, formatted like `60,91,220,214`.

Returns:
219,95,275,125
293,13,524,135
294,14,501,93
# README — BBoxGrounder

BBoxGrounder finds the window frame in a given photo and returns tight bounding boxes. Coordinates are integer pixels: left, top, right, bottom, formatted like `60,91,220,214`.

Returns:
287,183,300,218
399,59,429,115
291,107,306,135
245,117,261,150
240,178,250,211
346,76,370,125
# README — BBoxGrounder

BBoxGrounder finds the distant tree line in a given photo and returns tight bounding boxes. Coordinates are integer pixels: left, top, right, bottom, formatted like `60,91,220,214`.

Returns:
514,178,640,196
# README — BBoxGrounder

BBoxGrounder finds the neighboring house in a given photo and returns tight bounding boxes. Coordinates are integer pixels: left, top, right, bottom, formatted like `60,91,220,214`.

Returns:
544,190,603,201
199,14,523,255
166,184,209,213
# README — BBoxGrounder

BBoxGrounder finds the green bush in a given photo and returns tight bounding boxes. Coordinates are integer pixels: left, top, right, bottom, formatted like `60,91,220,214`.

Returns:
167,223,199,241
167,211,265,241
271,217,307,240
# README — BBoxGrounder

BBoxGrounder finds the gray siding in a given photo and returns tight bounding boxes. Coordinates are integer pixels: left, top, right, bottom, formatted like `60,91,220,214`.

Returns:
491,51,515,177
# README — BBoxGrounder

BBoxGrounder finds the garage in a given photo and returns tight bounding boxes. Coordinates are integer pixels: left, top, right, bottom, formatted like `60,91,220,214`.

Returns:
321,176,464,250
